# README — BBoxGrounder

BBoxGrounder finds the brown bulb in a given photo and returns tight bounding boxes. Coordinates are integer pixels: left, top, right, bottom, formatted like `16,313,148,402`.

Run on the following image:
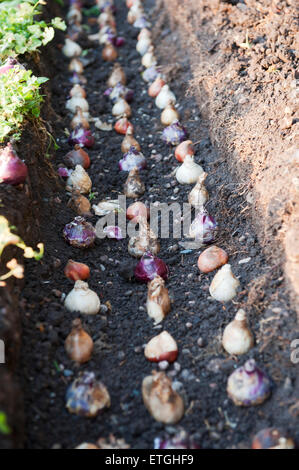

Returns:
102,44,118,61
121,128,141,153
197,245,228,273
64,145,90,169
65,318,94,364
67,191,91,217
64,259,90,281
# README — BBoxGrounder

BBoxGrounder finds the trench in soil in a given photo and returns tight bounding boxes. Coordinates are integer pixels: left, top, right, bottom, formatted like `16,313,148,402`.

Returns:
18,0,298,449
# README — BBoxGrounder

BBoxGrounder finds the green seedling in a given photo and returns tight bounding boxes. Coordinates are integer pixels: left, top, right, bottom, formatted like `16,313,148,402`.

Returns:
0,0,66,60
0,216,44,286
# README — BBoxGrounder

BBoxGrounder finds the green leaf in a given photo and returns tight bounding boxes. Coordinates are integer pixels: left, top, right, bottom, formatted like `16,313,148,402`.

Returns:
0,412,11,435
42,26,54,45
51,17,66,31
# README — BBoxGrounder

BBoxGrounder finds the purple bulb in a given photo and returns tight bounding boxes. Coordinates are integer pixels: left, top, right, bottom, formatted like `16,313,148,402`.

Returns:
135,252,168,283
63,217,96,248
162,121,188,146
119,147,147,172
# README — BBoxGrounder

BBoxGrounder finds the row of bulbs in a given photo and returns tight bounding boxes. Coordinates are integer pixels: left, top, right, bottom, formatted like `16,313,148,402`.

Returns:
52,0,290,449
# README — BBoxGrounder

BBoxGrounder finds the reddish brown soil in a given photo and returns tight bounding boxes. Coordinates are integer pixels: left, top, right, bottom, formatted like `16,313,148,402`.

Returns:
160,0,299,312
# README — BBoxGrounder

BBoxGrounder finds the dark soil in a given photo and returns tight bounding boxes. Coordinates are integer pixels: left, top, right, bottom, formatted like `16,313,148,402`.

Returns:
13,0,299,449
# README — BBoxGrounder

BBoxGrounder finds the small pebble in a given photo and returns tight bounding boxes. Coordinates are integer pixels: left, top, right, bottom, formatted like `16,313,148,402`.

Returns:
182,348,191,355
63,370,74,378
158,360,169,370
100,305,108,314
174,362,181,372
118,351,125,360
186,322,192,329
197,337,205,348
238,257,251,264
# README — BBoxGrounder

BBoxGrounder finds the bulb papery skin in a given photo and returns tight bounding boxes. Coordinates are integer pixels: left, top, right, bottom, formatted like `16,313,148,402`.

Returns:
63,217,96,249
108,83,134,103
67,192,91,217
69,58,84,74
142,372,184,424
92,199,120,217
154,431,200,450
162,121,188,146
66,165,92,194
58,167,72,179
102,43,118,61
175,140,195,162
75,443,99,450
142,66,160,83
64,280,100,315
67,7,82,25
161,104,180,126
66,371,110,417
142,48,157,68
197,245,228,273
62,38,82,58
148,77,166,98
71,109,90,130
209,264,240,302
227,359,272,407
70,84,86,99
66,96,89,114
0,143,28,185
115,117,134,135
176,154,204,184
156,85,176,110
128,218,160,258
65,318,94,364
103,226,124,240
124,167,145,198
134,16,151,29
68,125,95,148
70,72,86,85
145,331,178,363
64,146,90,169
137,27,151,41
189,208,217,245
96,435,130,449
252,428,295,449
136,37,151,56
135,254,169,283
146,276,171,324
121,129,140,153
107,63,126,87
65,259,90,281
112,98,131,118
188,172,209,208
119,147,147,172
222,309,254,355
127,202,149,220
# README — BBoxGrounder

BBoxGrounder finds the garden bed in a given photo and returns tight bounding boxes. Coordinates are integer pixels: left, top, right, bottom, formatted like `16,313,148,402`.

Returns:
0,0,298,449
